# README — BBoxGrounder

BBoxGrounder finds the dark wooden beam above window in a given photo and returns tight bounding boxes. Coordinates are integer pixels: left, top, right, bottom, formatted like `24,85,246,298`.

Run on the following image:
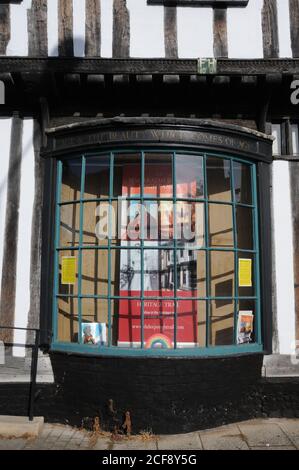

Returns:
0,57,298,75
147,1,249,6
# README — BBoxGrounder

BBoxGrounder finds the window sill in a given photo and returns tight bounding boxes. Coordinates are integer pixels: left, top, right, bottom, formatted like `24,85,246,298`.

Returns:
51,341,263,358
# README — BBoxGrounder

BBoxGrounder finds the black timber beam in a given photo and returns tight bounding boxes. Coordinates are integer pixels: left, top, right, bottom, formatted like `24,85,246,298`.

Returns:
0,57,299,75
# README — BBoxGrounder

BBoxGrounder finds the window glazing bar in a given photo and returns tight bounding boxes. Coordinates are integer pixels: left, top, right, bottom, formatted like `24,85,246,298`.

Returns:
77,156,86,345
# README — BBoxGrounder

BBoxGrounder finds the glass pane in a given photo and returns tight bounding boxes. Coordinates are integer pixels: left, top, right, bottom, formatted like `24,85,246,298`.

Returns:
272,124,281,156
81,250,109,297
207,157,231,202
118,247,141,294
120,200,174,244
176,249,205,297
210,300,234,346
61,158,81,202
81,298,108,346
142,298,175,349
233,162,252,204
114,153,141,197
210,251,234,298
117,297,141,348
209,204,233,247
82,201,109,246
236,206,253,250
110,199,121,245
238,252,254,297
84,155,110,199
146,201,174,243
291,124,299,155
143,249,174,296
57,296,78,343
111,248,121,298
176,154,204,199
237,299,255,344
177,300,206,348
144,153,173,198
58,250,78,295
59,203,80,247
176,202,205,247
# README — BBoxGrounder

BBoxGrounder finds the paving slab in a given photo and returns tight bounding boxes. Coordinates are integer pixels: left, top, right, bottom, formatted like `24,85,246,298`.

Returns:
238,422,292,447
0,416,44,438
287,436,299,449
0,439,27,450
91,438,111,450
0,418,299,450
250,446,297,450
157,432,202,450
277,419,299,438
112,437,158,450
200,424,248,450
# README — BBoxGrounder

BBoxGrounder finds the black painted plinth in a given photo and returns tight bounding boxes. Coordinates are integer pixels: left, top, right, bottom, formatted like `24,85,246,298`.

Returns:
0,352,298,434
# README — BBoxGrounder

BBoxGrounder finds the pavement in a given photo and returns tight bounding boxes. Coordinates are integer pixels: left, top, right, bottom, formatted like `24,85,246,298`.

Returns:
0,418,299,450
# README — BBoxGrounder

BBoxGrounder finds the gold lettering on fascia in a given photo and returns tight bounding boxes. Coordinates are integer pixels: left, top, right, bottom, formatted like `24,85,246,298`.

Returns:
55,128,255,155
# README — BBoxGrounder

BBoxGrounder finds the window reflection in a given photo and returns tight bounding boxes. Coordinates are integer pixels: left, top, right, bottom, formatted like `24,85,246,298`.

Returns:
176,154,204,199
61,159,81,202
210,300,234,346
84,156,110,199
209,204,234,247
233,161,252,204
207,157,231,202
236,206,253,250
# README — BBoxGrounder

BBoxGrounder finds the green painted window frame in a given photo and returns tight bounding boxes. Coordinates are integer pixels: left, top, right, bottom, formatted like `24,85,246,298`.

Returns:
51,148,262,357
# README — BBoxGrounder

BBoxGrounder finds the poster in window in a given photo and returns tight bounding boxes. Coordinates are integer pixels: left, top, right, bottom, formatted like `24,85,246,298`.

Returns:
61,256,76,285
82,322,107,346
238,258,252,287
118,164,202,349
237,311,254,344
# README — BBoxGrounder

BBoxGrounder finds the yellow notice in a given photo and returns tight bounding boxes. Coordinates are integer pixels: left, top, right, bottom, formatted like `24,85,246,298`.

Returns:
61,256,76,285
238,258,252,287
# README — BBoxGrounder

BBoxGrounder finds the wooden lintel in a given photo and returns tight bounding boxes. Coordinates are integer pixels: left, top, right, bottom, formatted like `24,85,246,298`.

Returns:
0,58,298,76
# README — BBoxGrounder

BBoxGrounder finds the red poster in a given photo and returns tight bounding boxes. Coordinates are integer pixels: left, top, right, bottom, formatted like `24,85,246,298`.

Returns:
118,165,199,349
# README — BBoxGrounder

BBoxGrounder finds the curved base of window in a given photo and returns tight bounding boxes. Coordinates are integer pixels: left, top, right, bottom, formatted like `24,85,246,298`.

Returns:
51,341,263,358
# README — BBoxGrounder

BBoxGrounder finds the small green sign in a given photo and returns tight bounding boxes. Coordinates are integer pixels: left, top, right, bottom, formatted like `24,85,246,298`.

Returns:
197,58,217,74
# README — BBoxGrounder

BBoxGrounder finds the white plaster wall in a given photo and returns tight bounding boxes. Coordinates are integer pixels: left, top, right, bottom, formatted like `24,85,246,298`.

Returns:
47,0,59,56
227,0,264,58
1,0,294,59
101,0,113,58
272,160,296,355
177,6,213,58
13,119,35,357
73,0,86,57
277,0,292,58
7,0,32,56
127,0,164,58
0,119,12,303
